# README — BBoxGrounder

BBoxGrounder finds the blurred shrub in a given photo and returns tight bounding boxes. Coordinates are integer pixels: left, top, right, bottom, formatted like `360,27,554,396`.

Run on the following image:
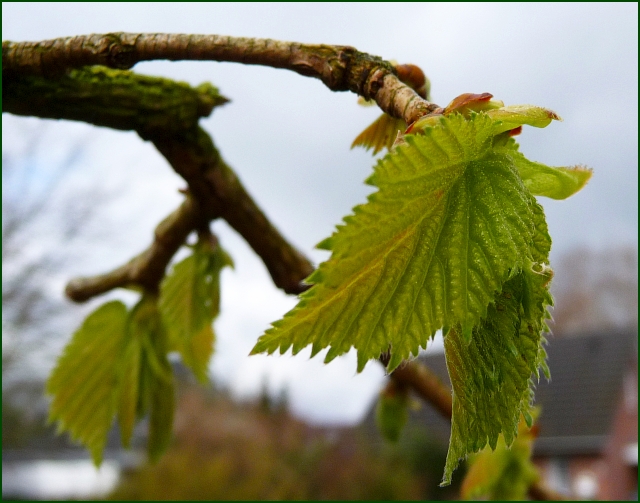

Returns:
107,384,431,500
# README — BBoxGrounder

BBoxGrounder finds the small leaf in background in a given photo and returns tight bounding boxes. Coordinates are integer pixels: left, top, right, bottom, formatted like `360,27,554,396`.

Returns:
181,324,215,382
147,364,175,463
159,239,232,382
351,113,407,155
375,380,410,442
461,410,541,500
118,336,142,448
46,301,128,465
128,295,176,462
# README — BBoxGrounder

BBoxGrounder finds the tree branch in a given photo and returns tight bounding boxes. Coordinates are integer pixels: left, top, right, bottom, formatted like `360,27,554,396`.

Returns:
3,64,314,297
3,33,441,124
6,33,569,501
66,197,201,301
150,127,314,294
379,355,453,420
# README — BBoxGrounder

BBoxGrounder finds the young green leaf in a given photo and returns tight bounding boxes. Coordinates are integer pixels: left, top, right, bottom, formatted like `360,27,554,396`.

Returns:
47,301,128,465
253,111,556,372
159,240,232,382
128,295,176,462
505,144,592,200
118,335,142,448
351,113,407,155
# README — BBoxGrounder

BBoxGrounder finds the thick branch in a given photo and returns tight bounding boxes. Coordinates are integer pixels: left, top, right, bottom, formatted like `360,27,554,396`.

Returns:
2,65,228,138
3,33,440,124
4,65,313,297
150,127,314,294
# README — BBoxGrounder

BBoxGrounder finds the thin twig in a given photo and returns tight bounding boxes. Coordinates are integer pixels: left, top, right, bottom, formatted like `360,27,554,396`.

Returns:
66,197,201,301
379,355,453,420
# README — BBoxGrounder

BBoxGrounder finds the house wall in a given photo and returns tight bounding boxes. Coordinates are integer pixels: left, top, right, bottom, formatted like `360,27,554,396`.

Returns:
600,357,638,500
534,357,638,500
535,455,600,499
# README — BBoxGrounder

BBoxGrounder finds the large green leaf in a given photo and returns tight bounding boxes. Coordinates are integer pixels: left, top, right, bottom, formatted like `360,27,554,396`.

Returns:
159,240,232,382
253,112,554,372
47,301,128,465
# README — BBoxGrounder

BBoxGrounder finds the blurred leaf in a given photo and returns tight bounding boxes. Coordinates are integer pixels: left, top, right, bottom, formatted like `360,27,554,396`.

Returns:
376,383,409,442
160,239,232,382
182,323,216,381
129,295,176,462
46,300,128,465
147,359,175,463
351,113,407,155
461,410,540,500
118,336,142,448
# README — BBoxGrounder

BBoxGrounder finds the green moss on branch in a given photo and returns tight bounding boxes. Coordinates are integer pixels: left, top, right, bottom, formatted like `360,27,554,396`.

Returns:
3,65,228,137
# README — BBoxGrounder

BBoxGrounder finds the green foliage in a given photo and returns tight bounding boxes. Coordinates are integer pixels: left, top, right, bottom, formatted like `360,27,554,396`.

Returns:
43,77,590,489
253,101,590,483
442,269,552,485
46,240,231,465
160,239,232,382
128,296,175,463
47,301,128,465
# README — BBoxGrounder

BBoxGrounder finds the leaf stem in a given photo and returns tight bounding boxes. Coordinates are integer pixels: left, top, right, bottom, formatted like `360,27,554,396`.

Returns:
65,198,201,301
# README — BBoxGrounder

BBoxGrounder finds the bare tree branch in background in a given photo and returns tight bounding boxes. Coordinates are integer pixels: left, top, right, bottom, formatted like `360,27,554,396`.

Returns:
2,124,108,387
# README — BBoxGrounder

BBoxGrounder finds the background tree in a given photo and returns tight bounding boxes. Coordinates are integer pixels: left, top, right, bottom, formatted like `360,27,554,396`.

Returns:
2,125,112,448
549,246,638,335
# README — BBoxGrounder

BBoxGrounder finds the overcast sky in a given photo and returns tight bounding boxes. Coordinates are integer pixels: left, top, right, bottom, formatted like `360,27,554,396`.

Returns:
3,3,637,424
